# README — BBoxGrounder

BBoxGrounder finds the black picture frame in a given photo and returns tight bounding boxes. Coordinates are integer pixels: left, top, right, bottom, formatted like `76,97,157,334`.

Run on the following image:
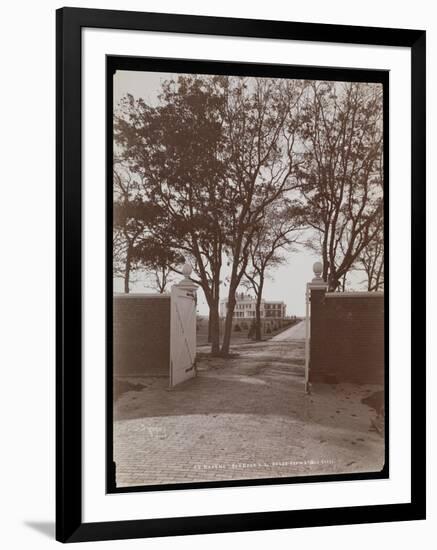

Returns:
56,7,426,543
106,55,391,495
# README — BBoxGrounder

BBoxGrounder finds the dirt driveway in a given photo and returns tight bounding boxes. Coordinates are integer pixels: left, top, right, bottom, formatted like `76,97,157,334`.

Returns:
114,324,384,488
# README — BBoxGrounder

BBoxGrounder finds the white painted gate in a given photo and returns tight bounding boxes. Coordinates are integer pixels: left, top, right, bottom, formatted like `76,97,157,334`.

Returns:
169,267,197,387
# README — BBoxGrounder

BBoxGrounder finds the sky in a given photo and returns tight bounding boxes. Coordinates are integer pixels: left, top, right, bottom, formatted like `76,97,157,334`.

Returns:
113,248,318,317
112,70,367,316
114,70,167,107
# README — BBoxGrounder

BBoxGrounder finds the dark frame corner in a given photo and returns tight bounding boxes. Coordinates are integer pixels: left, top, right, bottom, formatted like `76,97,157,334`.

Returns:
56,7,426,543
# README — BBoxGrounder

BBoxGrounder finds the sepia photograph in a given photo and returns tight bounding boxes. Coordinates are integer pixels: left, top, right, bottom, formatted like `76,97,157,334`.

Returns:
109,60,387,491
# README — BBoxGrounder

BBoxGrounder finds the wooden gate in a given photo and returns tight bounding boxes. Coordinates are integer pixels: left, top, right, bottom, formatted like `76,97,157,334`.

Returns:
169,271,197,387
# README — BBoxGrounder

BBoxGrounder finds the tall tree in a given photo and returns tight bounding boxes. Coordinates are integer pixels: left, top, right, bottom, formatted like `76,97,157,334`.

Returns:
297,81,384,291
219,77,304,354
113,165,144,293
114,75,305,355
243,204,301,340
131,240,184,293
357,212,384,291
114,76,230,354
113,163,182,293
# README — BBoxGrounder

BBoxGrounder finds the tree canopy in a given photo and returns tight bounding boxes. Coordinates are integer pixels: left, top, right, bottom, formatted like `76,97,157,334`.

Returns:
113,74,385,353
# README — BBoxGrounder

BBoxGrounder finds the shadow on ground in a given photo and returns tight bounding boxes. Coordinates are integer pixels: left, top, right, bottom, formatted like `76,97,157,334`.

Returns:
113,332,385,487
24,521,55,539
114,338,382,435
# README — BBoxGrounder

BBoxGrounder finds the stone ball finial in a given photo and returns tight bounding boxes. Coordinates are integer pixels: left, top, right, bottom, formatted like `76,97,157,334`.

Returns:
313,261,323,280
182,261,193,278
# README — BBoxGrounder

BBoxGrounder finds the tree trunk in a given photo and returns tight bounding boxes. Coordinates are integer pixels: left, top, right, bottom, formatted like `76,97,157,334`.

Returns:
207,305,220,349
208,301,221,355
221,290,237,356
367,275,372,292
255,300,262,341
124,249,131,294
207,308,213,343
341,273,347,292
322,226,329,282
254,278,264,341
220,229,249,355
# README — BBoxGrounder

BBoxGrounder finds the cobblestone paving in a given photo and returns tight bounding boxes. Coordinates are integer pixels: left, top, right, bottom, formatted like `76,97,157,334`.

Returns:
114,325,384,488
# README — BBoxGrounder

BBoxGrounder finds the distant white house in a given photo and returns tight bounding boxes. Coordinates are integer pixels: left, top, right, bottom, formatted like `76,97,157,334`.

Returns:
219,292,286,319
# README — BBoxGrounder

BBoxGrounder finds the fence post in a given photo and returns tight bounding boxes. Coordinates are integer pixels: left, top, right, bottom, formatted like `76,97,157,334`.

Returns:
305,261,328,393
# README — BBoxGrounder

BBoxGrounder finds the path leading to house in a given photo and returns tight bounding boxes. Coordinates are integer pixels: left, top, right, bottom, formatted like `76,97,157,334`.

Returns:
114,324,384,488
271,319,307,340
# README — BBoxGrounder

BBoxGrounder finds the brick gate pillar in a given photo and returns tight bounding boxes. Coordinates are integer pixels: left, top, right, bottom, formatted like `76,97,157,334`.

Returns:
305,262,328,390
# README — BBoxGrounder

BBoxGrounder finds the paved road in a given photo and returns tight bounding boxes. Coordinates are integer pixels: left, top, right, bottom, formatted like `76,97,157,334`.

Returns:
272,320,307,341
113,323,384,488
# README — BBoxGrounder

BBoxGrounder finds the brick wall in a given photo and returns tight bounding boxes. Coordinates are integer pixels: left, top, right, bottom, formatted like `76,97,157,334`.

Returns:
310,290,384,384
113,295,170,377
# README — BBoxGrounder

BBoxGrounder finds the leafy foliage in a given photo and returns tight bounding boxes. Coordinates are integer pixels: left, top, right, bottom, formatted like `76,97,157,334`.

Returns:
113,75,385,353
296,81,384,290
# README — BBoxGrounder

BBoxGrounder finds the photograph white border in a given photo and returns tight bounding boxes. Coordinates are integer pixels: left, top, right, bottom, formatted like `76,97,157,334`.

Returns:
82,27,411,523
